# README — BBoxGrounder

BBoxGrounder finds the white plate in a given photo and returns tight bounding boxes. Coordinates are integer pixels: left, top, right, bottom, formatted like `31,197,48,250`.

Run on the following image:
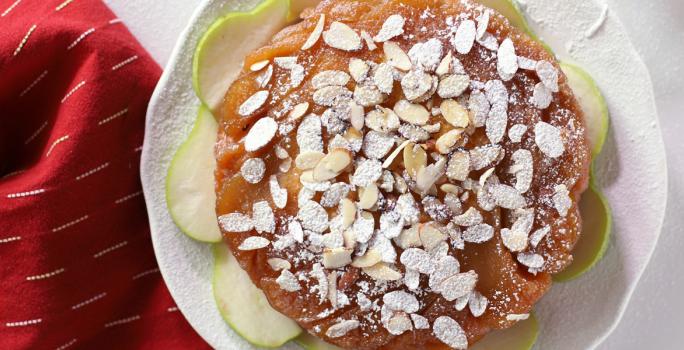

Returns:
141,1,668,349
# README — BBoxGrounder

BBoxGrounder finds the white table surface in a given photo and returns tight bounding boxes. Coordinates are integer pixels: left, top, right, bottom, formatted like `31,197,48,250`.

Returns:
104,0,684,348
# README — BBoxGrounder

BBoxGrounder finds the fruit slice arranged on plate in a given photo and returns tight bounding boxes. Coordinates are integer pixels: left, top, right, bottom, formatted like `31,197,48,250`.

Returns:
213,243,302,346
166,106,222,243
193,0,291,112
164,0,613,348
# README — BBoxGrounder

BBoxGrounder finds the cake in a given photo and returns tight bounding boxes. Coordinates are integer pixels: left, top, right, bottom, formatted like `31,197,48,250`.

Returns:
213,0,591,348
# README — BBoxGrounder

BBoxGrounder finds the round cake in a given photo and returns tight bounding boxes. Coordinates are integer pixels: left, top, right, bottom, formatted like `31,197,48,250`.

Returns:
214,0,591,349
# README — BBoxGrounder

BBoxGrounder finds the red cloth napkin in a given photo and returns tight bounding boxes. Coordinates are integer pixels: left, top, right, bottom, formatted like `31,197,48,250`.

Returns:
0,0,209,348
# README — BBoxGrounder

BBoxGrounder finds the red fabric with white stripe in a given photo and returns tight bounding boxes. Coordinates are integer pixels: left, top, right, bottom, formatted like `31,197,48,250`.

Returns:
0,0,209,348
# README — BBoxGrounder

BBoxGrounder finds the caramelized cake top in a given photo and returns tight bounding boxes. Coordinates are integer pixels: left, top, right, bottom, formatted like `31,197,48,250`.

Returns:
214,0,590,348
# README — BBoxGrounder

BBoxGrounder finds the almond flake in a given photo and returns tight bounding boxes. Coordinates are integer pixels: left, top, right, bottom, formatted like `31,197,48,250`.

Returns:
497,38,519,81
477,32,499,51
468,291,488,317
507,313,530,322
440,100,470,128
440,270,478,301
468,90,490,127
352,211,375,243
327,271,338,307
373,63,395,94
535,121,565,158
289,64,305,88
469,144,502,170
295,151,325,170
352,249,382,268
314,85,352,107
300,170,331,191
362,262,402,281
240,158,266,184
323,21,362,51
453,19,476,54
268,175,288,209
433,316,468,350
349,58,370,83
396,193,420,225
310,263,328,301
476,10,490,40
438,75,470,99
508,124,528,143
298,200,329,232
404,269,420,290
454,295,469,311
326,319,360,338
517,252,544,269
374,14,405,42
355,84,386,107
256,65,273,88
462,223,494,243
400,248,434,274
553,184,572,217
268,258,291,271
340,199,357,230
238,90,269,116
407,39,443,72
384,41,412,71
486,104,508,144
361,30,377,50
383,290,419,313
301,14,326,50
218,213,253,233
365,108,398,133
453,207,482,226
321,183,351,208
501,228,528,252
351,158,383,187
274,56,297,69
536,60,559,92
446,151,470,181
415,157,446,193
244,117,277,152
297,115,324,152
386,312,413,335
435,51,453,76
383,140,411,168
530,226,550,247
401,70,434,102
435,129,463,154
518,56,537,70
419,223,448,250
312,70,351,89
322,247,353,268
510,149,533,193
411,314,430,329
394,100,430,125
313,149,352,181
357,184,377,210
238,236,270,250
398,124,430,143
363,130,396,160
252,201,275,234
429,255,460,290
395,225,421,249
489,184,526,209
276,269,301,291
533,82,553,109
250,60,269,71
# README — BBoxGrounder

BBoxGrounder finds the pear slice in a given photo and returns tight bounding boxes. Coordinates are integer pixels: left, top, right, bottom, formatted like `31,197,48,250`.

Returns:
553,180,612,282
560,62,610,156
193,0,291,112
471,313,539,350
295,332,344,350
475,0,553,53
213,243,302,347
166,106,222,243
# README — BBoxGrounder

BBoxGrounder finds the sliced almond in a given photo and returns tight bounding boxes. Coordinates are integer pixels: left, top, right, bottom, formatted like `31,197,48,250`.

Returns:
419,223,447,250
435,51,453,76
323,247,354,268
323,21,362,51
374,63,395,95
440,183,460,194
383,139,411,168
295,151,325,170
301,14,326,50
384,41,412,71
349,58,370,83
350,102,365,130
340,198,357,229
313,149,352,181
358,183,379,210
393,100,430,125
361,30,377,50
288,102,310,121
436,129,464,154
362,262,402,281
437,74,470,99
244,117,277,152
440,100,470,128
446,151,470,181
312,70,351,89
250,60,269,72
416,157,446,193
351,249,382,268
267,258,292,271
342,229,357,249
238,90,269,117
395,225,422,249
366,107,400,133
403,142,427,179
